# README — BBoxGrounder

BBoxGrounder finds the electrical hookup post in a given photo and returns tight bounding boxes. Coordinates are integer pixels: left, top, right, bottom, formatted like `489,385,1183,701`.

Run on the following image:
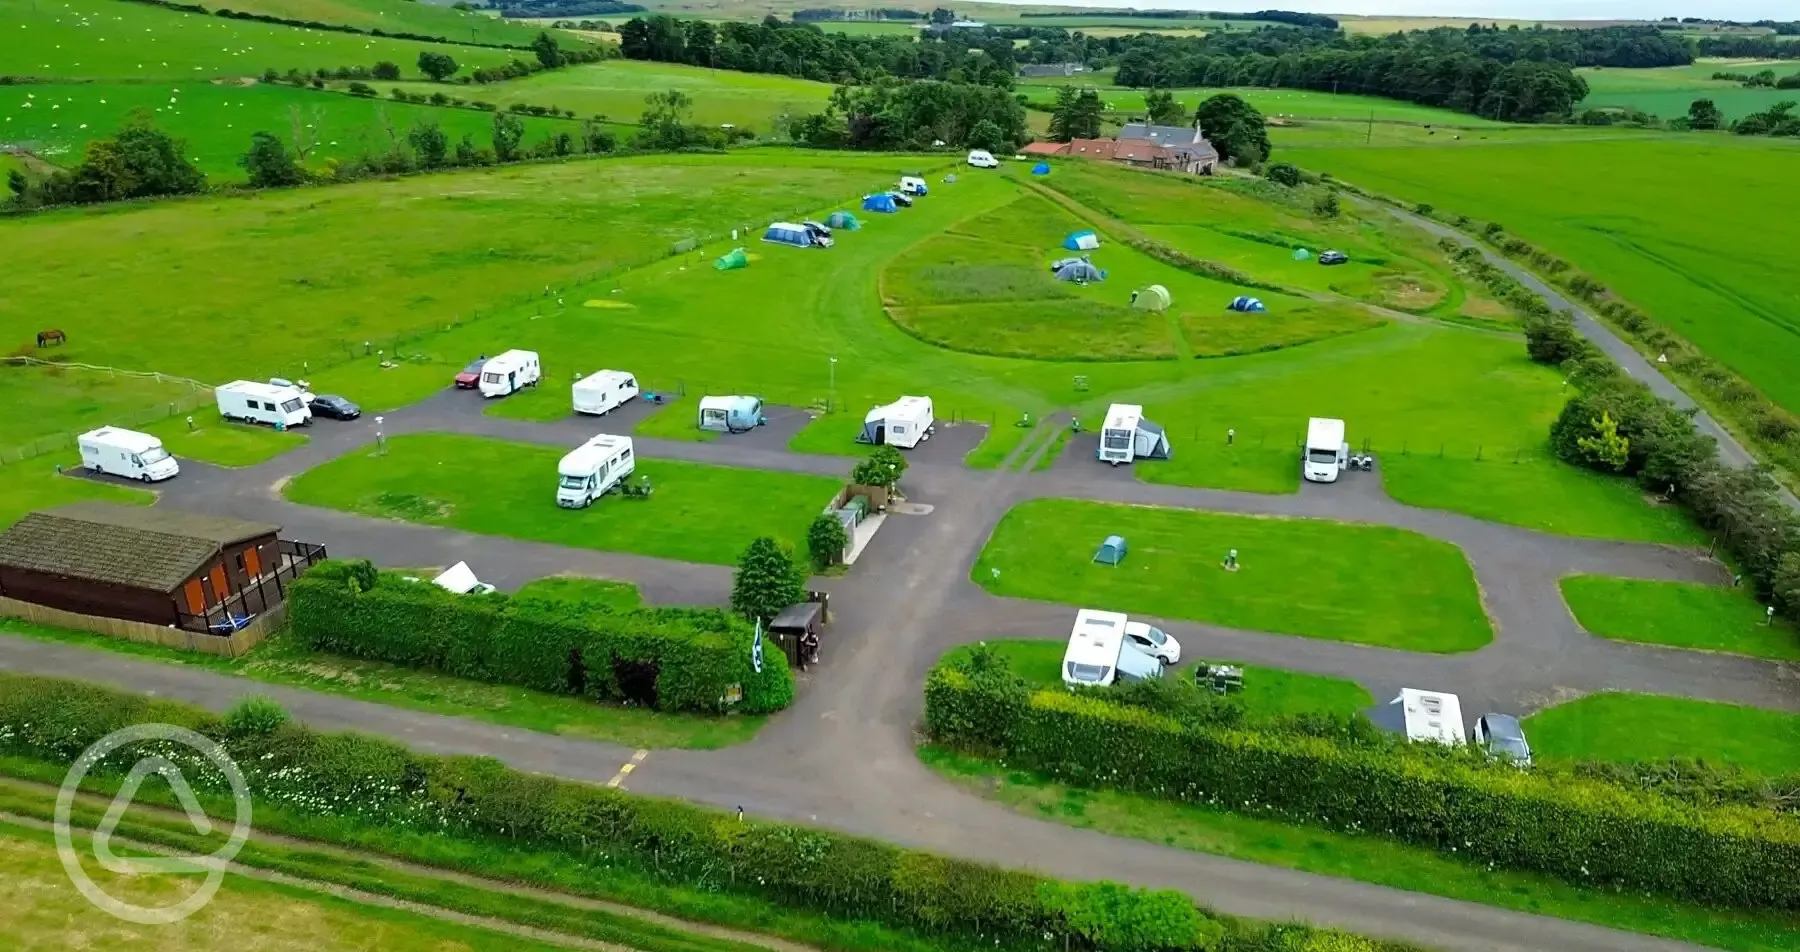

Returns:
54,723,254,924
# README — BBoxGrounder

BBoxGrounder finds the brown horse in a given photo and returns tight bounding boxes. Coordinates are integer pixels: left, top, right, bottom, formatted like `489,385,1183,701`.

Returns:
36,329,66,348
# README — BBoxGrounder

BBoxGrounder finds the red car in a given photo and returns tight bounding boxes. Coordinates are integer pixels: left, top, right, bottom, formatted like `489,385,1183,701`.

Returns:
453,356,488,390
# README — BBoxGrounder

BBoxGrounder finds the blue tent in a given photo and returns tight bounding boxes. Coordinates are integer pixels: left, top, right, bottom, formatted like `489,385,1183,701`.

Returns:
1055,260,1106,284
1031,162,1051,175
1093,535,1127,566
862,193,898,213
1063,230,1100,251
1228,296,1267,313
762,222,816,248
825,211,860,230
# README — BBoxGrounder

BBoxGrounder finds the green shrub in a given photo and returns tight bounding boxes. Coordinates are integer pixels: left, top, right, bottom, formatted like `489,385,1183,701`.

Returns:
222,696,289,738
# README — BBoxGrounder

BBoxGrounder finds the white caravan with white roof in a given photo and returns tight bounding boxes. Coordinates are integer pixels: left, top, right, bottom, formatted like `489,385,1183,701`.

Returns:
1098,404,1142,465
857,395,934,449
1393,688,1466,746
1303,417,1348,483
556,435,636,508
1061,609,1165,688
432,561,496,596
572,370,639,416
216,380,312,428
479,350,541,398
78,426,180,482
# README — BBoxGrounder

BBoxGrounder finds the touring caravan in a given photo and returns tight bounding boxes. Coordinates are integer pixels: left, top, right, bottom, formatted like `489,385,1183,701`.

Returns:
479,350,541,398
1061,609,1165,689
1393,688,1466,746
216,380,312,428
556,435,635,508
572,370,639,416
1303,417,1348,483
698,395,766,434
432,561,496,596
856,396,934,449
78,427,180,482
1097,404,1171,465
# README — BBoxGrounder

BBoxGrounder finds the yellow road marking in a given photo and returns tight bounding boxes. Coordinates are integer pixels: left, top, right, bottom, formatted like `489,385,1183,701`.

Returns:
606,750,650,788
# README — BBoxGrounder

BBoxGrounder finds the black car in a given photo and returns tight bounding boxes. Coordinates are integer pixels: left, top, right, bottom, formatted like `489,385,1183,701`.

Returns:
309,394,362,420
1318,250,1349,266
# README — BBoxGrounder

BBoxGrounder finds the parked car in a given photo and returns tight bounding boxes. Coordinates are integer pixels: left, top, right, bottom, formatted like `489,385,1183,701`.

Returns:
453,356,488,390
309,394,361,420
801,220,835,247
1318,250,1348,266
885,190,914,208
1124,621,1181,665
1471,713,1531,766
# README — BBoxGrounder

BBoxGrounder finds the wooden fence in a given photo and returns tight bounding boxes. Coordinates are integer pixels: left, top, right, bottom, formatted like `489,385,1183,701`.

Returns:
0,597,282,659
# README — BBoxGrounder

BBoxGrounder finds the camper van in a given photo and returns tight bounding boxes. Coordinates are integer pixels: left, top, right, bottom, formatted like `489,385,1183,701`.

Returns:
78,427,180,482
556,435,635,508
698,396,766,434
572,370,639,416
1097,403,1172,465
479,350,541,398
216,380,312,428
898,176,929,197
1061,609,1165,689
1393,688,1466,746
857,396,934,449
1303,417,1348,483
966,150,999,169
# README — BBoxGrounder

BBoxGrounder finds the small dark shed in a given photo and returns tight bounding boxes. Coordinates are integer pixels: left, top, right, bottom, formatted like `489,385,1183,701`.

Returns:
767,601,825,668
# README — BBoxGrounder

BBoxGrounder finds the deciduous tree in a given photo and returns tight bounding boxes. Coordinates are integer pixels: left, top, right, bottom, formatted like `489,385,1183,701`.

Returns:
408,120,449,168
806,513,850,569
490,111,525,161
1194,93,1268,164
418,51,460,82
240,131,305,187
852,445,907,488
1687,98,1724,130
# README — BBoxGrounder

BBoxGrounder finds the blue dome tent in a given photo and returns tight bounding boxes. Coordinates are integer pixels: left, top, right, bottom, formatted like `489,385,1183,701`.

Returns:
1031,162,1051,175
1054,259,1106,284
1228,296,1267,313
762,222,817,248
1093,535,1128,566
1063,230,1100,251
861,193,898,213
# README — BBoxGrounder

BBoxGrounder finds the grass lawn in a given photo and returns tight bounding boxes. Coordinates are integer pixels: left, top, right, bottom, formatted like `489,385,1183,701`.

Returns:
1135,444,1298,495
283,433,840,563
939,638,1372,719
512,574,644,611
1382,455,1704,544
1526,692,1800,777
0,456,152,530
142,415,308,466
0,362,205,453
177,0,583,47
973,499,1492,652
920,748,1800,952
1562,575,1800,660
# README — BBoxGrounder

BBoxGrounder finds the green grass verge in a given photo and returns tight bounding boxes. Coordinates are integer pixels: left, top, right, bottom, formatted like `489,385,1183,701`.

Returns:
283,432,840,563
0,456,152,530
1133,444,1299,495
1381,455,1704,544
918,747,1800,952
974,499,1492,652
964,419,1039,469
1526,692,1800,777
141,416,308,467
1560,575,1800,661
512,574,644,612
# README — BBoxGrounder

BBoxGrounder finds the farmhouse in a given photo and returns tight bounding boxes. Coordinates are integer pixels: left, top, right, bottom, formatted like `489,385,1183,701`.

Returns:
0,502,325,633
1021,126,1219,174
1018,63,1086,78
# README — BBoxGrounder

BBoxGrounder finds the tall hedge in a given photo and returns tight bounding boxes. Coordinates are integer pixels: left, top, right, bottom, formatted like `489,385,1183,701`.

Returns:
925,669,1800,912
289,560,792,714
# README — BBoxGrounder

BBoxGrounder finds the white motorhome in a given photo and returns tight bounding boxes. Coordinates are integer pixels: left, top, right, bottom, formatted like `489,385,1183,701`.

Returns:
1303,417,1348,483
898,175,929,196
479,350,541,398
572,370,639,416
966,149,999,169
1061,609,1165,688
1097,404,1172,465
556,435,635,508
1393,688,1466,746
216,380,312,428
857,395,934,449
77,426,180,482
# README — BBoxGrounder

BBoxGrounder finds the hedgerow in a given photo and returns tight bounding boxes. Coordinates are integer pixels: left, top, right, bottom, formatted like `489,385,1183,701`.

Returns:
290,559,792,713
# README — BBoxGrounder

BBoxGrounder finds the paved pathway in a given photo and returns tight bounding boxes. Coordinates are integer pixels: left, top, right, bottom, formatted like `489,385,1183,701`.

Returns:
9,389,1797,952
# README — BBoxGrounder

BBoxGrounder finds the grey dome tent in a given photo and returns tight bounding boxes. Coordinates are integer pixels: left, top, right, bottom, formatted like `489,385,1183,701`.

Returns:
826,211,861,230
1093,535,1128,566
1228,296,1266,313
1054,259,1105,284
1131,285,1171,312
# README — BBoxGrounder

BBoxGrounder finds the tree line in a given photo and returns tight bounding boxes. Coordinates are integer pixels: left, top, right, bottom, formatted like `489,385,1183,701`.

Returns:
618,14,1018,87
790,77,1026,152
1695,33,1800,59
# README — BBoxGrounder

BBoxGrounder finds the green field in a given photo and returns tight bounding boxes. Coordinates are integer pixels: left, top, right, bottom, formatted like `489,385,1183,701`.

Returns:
1,0,526,80
283,433,842,563
973,498,1493,652
1382,455,1703,543
168,0,579,47
0,362,208,453
0,457,152,530
1015,83,1513,127
1579,60,1800,120
1526,692,1800,777
1560,575,1800,660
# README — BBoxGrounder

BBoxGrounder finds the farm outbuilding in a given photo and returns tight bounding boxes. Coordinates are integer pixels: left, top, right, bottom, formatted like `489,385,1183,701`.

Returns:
1054,259,1105,284
1063,230,1100,251
1229,296,1267,313
1093,535,1128,566
1132,285,1171,312
825,212,860,230
862,193,898,213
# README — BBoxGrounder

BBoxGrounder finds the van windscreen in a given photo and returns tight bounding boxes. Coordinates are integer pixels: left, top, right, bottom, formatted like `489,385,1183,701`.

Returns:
1307,447,1338,463
1103,431,1131,449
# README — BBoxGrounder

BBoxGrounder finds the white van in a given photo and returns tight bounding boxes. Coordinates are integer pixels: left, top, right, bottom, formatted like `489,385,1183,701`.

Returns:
967,149,999,169
572,370,639,416
1303,417,1348,483
1061,609,1165,688
898,175,929,196
78,426,180,482
556,435,635,508
479,350,541,398
216,380,312,428
1393,688,1466,746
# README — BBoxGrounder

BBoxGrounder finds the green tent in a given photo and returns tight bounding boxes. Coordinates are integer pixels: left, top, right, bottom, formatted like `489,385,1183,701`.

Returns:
1291,247,1312,261
714,247,748,271
826,212,860,231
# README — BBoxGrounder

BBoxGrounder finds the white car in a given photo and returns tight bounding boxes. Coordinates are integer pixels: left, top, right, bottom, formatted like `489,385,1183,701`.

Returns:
966,149,999,169
1125,621,1180,665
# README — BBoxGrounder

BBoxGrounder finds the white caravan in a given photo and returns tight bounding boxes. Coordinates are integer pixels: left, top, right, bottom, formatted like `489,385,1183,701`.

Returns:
857,395,934,449
572,370,639,416
1303,417,1348,483
1061,609,1165,688
479,349,541,398
78,426,180,482
966,149,999,169
1393,688,1466,746
1098,404,1142,465
432,561,496,596
556,434,636,508
216,380,312,428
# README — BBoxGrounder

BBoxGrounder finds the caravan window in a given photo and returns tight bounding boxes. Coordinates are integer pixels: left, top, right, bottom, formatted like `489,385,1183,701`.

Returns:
262,401,276,411
1306,447,1338,463
620,449,632,461
483,371,504,385
1065,662,1110,684
280,398,304,413
129,454,144,466
622,377,635,389
702,409,725,425
1103,431,1132,450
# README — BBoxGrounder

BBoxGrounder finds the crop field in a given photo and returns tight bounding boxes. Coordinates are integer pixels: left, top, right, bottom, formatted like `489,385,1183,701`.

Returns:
5,82,586,178
1,0,525,81
1579,61,1800,121
972,498,1493,652
1014,83,1511,127
1287,134,1800,416
1526,693,1800,777
166,0,577,47
1560,575,1800,660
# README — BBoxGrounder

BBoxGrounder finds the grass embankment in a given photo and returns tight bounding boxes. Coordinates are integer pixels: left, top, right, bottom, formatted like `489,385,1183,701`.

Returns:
1526,692,1800,777
1382,455,1704,544
284,433,840,564
1561,575,1800,661
973,498,1492,652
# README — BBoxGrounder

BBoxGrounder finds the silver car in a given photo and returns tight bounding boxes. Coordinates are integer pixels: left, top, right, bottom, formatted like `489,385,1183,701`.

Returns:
1472,713,1531,766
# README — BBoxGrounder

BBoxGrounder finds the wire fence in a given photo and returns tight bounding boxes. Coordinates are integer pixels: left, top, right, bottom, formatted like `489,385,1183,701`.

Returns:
0,358,216,466
1158,425,1553,465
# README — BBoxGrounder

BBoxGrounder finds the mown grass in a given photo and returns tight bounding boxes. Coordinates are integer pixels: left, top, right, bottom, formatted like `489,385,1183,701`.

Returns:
973,498,1492,652
1560,575,1800,660
177,0,581,47
0,456,152,530
1526,692,1800,777
0,361,204,450
142,415,309,466
283,432,840,563
1382,454,1704,544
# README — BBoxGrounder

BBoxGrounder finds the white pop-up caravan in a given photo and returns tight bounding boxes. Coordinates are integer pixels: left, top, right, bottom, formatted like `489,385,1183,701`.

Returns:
216,380,312,428
572,370,638,416
556,434,635,508
432,561,496,596
857,396,934,449
1096,403,1171,465
1392,688,1466,746
1303,417,1348,483
78,426,180,482
479,350,541,398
